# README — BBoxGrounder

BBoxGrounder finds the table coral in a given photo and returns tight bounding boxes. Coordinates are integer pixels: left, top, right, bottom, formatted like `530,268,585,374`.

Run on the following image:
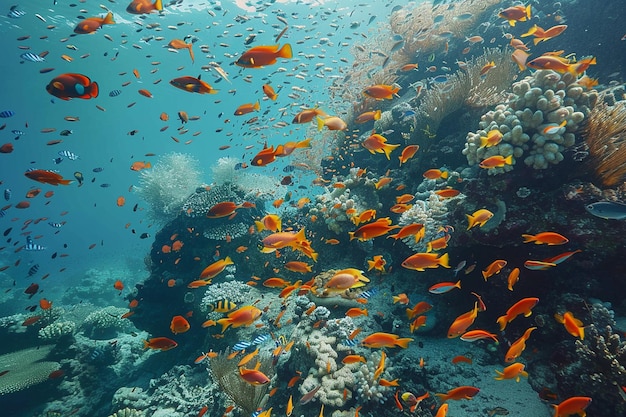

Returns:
0,345,60,395
463,70,598,174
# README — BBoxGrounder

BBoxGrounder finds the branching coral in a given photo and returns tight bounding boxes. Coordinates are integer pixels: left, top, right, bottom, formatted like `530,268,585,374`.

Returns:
208,349,272,415
136,152,203,223
582,98,626,188
417,47,518,136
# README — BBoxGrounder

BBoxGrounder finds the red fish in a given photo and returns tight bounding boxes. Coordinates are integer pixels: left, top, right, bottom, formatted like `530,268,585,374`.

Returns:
46,73,98,100
74,12,115,34
435,385,480,401
236,44,293,68
251,144,278,167
143,337,178,351
170,315,190,334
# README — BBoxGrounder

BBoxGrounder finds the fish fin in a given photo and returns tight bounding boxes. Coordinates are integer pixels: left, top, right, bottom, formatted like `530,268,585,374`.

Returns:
525,4,532,19
316,116,325,131
154,0,163,11
278,43,293,59
103,12,115,25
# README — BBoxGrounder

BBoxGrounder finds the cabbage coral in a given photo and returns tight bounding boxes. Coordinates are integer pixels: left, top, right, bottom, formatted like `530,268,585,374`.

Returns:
136,152,203,223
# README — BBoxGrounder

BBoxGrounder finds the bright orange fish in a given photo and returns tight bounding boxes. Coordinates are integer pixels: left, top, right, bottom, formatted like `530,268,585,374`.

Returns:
522,231,568,245
363,84,400,100
216,305,262,332
447,302,479,338
494,362,528,381
361,332,413,349
143,337,177,351
349,218,399,241
399,145,419,165
401,252,449,271
235,44,293,68
24,169,72,186
169,76,218,94
168,39,194,63
552,396,592,417
505,326,537,362
170,315,190,334
126,0,163,14
435,385,480,401
497,297,539,330
554,311,585,340
235,101,260,116
482,259,507,281
74,12,115,34
199,256,233,279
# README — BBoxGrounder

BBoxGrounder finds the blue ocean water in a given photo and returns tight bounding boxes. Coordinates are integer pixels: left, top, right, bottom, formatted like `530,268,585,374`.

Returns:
0,1,625,417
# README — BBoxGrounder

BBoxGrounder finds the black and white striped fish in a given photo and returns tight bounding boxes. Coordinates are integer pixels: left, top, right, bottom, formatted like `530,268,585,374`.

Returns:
109,89,122,97
251,334,270,345
52,157,63,164
20,52,45,63
24,236,46,251
27,264,40,277
232,341,251,351
48,222,64,228
8,6,25,18
58,150,79,160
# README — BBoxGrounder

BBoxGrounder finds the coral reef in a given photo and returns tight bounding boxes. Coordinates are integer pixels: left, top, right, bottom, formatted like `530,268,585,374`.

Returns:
0,345,60,395
463,70,598,173
136,152,203,223
208,350,272,415
581,95,626,187
107,408,144,417
38,321,76,341
210,156,287,200
82,306,132,339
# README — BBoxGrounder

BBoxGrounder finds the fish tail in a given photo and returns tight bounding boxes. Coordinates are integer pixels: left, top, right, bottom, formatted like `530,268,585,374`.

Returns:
466,214,474,230
395,337,413,349
496,316,508,331
142,340,150,349
521,25,537,37
253,101,260,111
479,136,489,148
89,81,99,98
438,252,450,268
103,12,115,25
374,109,381,120
217,318,232,333
440,170,449,179
521,234,536,243
255,220,265,232
508,20,516,27
188,45,195,63
297,138,312,148
59,179,73,185
533,37,543,46
525,4,532,19
154,0,163,11
224,256,233,265
504,155,513,165
316,116,325,131
278,43,293,59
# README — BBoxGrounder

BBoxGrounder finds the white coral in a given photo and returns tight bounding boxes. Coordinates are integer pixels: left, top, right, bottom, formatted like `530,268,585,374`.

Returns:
136,152,203,223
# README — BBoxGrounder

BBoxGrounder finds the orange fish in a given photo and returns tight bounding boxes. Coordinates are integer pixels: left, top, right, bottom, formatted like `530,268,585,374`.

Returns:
526,56,583,75
505,326,537,362
116,196,126,207
406,301,432,319
126,0,163,14
143,337,178,351
479,154,513,169
130,161,152,171
494,362,528,382
26,188,41,198
466,209,493,229
235,44,293,68
284,261,312,273
199,257,233,279
479,130,503,148
497,297,539,330
170,75,218,94
447,302,479,338
262,84,278,100
216,305,262,332
554,311,585,340
434,188,461,199
349,218,399,241
317,116,347,131
114,280,124,291
323,269,369,294
235,101,260,116
351,209,376,226
167,39,194,63
523,24,568,45
362,134,400,159
345,307,368,318
388,223,425,242
423,169,448,180
552,396,592,417
363,84,400,100
262,277,291,288
507,267,520,291
342,355,366,364
24,169,72,186
292,107,327,124
251,144,278,167
355,109,381,124
274,138,311,157
170,315,190,334
74,12,115,34
361,332,413,349
511,49,531,71
480,61,496,76
401,252,450,272
498,4,531,26
522,231,568,245
435,385,480,401
39,298,52,310
451,355,473,365
482,259,507,281
206,202,241,218
366,255,386,272
399,145,419,165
